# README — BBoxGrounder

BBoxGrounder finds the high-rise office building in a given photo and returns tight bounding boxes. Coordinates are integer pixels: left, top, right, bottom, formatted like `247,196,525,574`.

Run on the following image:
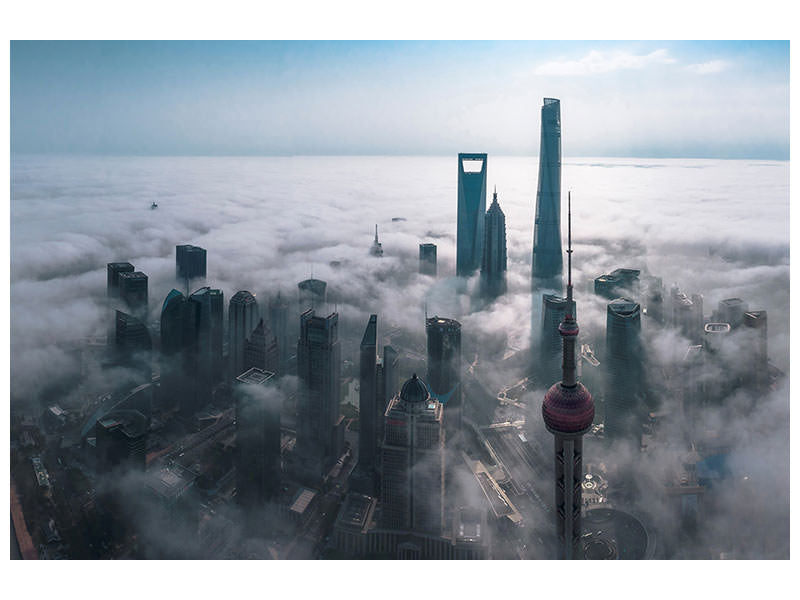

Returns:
419,243,437,276
531,98,563,294
594,268,640,300
244,318,280,376
183,287,224,414
107,262,134,298
370,225,384,257
541,200,594,559
480,187,508,299
298,278,327,314
160,289,191,412
604,298,643,444
456,153,487,277
118,271,148,317
229,290,259,378
295,309,343,484
235,368,280,507
375,345,399,448
380,374,445,535
540,294,576,386
426,316,462,445
353,315,378,494
115,310,152,355
95,409,148,474
176,245,207,281
715,298,749,329
743,310,768,389
268,292,292,374
644,276,664,325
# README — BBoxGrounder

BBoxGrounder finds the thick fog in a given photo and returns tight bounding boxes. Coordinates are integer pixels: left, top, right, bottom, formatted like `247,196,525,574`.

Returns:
10,154,789,557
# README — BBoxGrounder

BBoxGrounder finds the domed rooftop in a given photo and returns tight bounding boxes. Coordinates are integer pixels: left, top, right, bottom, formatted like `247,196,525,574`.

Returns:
400,373,430,404
542,381,594,435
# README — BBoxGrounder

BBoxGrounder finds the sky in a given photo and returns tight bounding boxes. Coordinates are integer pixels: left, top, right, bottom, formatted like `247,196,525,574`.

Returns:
10,40,790,158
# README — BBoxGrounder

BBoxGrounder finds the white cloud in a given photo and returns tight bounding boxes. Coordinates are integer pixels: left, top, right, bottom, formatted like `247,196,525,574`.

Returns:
686,59,730,74
534,48,676,76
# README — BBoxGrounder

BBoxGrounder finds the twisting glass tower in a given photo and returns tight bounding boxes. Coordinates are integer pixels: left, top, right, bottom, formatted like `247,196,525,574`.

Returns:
531,98,563,293
541,193,595,559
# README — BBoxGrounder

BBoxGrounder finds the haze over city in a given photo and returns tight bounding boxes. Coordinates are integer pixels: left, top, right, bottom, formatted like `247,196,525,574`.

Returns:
6,32,793,592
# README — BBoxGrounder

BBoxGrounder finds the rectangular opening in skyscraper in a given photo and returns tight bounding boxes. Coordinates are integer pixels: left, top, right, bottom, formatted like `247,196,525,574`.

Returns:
461,158,484,173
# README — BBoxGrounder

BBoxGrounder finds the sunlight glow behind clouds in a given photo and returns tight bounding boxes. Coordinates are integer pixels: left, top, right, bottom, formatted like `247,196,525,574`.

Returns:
533,49,676,76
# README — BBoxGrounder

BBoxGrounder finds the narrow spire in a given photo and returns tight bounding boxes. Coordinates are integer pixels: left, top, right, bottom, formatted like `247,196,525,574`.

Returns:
567,191,573,303
374,224,379,242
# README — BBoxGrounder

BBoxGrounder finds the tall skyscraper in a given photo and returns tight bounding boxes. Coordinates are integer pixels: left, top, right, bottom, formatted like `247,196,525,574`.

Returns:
456,153,487,277
743,310,768,389
380,374,444,535
644,276,665,326
184,287,224,414
604,297,643,444
229,290,259,377
235,368,280,507
118,271,148,317
176,244,207,281
375,345,399,448
419,243,437,276
107,262,134,298
298,278,327,314
94,409,148,474
268,292,292,374
160,289,190,412
370,225,384,257
353,314,378,494
426,316,462,445
541,198,594,559
295,309,343,484
115,310,152,355
480,187,508,299
244,318,280,375
715,298,749,329
540,294,576,386
531,98,563,294
594,268,640,300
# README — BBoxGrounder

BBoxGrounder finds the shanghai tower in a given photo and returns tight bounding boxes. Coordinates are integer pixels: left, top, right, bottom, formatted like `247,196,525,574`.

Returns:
531,98,563,293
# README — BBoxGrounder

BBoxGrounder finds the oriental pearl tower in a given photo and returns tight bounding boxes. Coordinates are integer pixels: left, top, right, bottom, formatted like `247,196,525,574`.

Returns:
541,192,595,560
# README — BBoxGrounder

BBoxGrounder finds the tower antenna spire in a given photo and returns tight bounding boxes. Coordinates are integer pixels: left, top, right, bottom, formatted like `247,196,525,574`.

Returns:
567,191,573,303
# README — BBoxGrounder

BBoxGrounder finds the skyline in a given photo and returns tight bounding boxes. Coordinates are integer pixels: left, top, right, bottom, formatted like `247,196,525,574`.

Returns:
10,40,790,159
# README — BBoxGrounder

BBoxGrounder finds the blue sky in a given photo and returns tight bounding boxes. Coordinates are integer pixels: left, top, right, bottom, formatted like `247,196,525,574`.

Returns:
10,41,790,158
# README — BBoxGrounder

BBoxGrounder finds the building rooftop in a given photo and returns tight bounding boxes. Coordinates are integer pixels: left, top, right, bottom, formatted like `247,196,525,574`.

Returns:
236,367,275,386
608,298,640,316
289,488,317,515
146,465,197,501
119,271,147,280
334,492,376,532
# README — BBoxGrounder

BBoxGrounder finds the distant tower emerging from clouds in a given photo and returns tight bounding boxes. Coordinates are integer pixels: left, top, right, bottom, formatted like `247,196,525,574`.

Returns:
380,374,444,534
541,196,594,560
419,243,437,276
370,225,384,257
295,309,343,484
229,290,259,377
298,278,327,313
107,262,134,298
604,297,643,444
480,187,508,299
532,98,563,294
176,245,207,281
456,153,488,277
426,316,462,446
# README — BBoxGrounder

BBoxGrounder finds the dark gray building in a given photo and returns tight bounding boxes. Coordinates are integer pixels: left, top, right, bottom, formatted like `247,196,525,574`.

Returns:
531,98,563,294
714,297,749,329
594,268,641,300
268,292,292,374
229,290,259,378
95,409,148,474
176,244,207,281
295,309,343,484
604,298,643,445
107,262,134,298
184,287,224,415
419,243,437,277
244,318,279,376
115,310,152,355
298,278,327,313
456,153,487,277
118,271,148,317
480,188,507,299
235,368,280,507
426,316,462,446
352,314,379,495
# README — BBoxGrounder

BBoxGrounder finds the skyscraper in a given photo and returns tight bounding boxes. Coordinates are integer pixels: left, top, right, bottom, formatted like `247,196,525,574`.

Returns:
107,262,134,298
604,297,643,444
94,409,148,474
115,310,152,355
480,187,508,299
743,310,768,389
298,278,327,313
380,374,444,534
267,292,292,374
375,345,399,448
244,318,280,375
419,243,437,276
541,198,594,559
295,309,343,484
176,244,207,281
184,287,224,414
594,268,640,300
235,368,280,507
118,271,148,317
426,316,462,445
715,298,749,329
370,225,384,257
160,289,190,412
456,153,487,277
540,294,576,386
531,98,563,294
229,290,259,377
353,314,378,494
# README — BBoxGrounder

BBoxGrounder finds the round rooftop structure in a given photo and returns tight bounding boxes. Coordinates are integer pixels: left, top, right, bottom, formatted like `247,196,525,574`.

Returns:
608,298,640,317
542,381,594,435
399,373,430,404
581,507,655,560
